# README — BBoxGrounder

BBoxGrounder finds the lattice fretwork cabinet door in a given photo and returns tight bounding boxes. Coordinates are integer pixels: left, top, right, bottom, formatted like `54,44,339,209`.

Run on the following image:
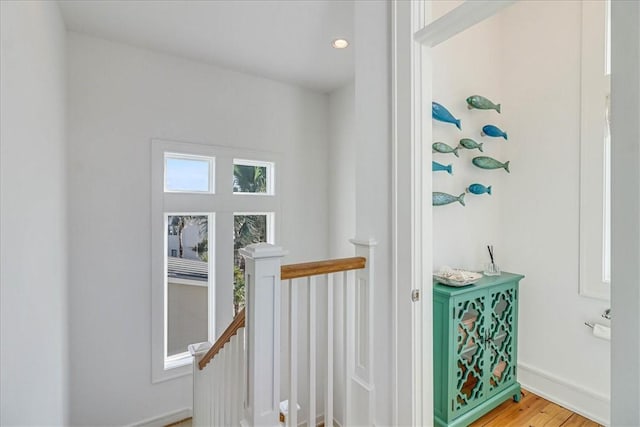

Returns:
486,284,519,398
451,293,488,418
433,272,524,427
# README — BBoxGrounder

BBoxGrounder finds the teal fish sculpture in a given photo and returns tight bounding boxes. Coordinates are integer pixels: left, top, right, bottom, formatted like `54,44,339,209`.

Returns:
433,142,459,157
432,161,453,174
433,192,465,206
472,156,510,173
432,102,461,130
466,95,501,113
481,124,508,140
467,183,492,195
459,138,484,152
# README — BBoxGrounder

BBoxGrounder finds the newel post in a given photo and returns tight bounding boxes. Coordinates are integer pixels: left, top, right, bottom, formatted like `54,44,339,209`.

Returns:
347,238,377,426
239,243,287,426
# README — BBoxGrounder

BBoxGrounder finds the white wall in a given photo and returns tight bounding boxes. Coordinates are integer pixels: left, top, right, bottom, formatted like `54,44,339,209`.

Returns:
67,32,329,425
327,81,355,424
0,1,69,424
500,2,610,423
431,6,505,272
329,82,356,259
354,2,392,425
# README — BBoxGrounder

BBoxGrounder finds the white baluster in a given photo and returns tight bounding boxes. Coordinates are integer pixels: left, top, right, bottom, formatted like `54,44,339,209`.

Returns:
214,352,219,425
342,271,349,426
325,274,334,427
230,334,239,426
224,346,231,426
288,279,298,427
309,276,317,427
240,328,246,424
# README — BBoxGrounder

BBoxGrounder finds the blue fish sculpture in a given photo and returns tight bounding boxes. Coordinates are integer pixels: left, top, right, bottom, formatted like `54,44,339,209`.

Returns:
472,156,510,173
481,124,508,140
433,142,460,157
467,183,492,195
433,192,465,206
432,161,453,174
432,102,461,130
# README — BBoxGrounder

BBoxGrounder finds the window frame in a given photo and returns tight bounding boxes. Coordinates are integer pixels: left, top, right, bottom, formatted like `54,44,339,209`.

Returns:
579,0,610,300
151,139,281,382
164,152,215,194
233,158,275,196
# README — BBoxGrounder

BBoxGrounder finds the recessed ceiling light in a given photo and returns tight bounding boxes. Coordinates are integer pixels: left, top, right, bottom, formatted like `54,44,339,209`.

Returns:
331,38,349,49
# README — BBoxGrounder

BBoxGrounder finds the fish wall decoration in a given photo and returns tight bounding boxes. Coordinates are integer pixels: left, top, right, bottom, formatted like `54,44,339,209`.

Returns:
472,156,510,173
433,142,460,157
432,102,461,130
466,95,501,113
432,161,453,174
481,124,508,140
433,192,466,206
458,138,484,152
467,183,492,195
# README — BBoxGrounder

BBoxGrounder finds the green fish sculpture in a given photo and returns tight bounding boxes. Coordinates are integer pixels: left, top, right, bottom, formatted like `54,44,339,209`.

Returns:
466,95,501,113
459,138,484,152
433,192,465,206
433,142,459,157
472,156,510,173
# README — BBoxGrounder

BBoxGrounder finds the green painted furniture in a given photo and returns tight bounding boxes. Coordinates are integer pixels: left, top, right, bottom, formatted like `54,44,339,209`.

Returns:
433,272,524,427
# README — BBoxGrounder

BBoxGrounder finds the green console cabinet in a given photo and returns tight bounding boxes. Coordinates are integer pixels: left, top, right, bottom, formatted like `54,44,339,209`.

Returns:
433,272,524,427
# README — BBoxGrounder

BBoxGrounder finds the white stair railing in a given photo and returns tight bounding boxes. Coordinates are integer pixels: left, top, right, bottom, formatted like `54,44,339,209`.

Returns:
190,240,376,427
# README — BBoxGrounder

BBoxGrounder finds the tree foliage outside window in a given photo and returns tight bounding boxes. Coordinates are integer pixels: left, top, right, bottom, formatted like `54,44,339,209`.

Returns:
233,163,268,314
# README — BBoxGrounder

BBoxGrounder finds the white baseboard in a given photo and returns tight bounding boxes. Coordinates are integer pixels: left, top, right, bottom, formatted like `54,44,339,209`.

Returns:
129,407,192,427
518,362,610,426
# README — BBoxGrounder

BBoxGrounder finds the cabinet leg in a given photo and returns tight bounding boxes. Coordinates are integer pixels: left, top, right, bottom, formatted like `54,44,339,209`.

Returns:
513,391,522,403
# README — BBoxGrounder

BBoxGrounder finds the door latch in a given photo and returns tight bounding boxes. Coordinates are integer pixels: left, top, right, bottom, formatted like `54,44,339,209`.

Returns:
411,289,420,302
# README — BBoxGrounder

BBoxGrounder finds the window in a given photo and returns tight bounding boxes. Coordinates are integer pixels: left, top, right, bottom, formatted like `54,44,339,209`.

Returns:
151,139,279,382
233,213,273,314
165,153,214,193
233,159,274,195
579,0,610,300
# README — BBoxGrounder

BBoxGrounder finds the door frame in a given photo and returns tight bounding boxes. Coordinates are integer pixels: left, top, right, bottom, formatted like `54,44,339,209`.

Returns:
392,0,639,425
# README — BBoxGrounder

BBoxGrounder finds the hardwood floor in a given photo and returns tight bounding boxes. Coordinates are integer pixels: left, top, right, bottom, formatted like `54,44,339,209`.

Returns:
166,390,600,427
470,389,601,427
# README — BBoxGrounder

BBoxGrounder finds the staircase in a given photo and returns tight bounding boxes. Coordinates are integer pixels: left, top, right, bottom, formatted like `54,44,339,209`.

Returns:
189,241,376,426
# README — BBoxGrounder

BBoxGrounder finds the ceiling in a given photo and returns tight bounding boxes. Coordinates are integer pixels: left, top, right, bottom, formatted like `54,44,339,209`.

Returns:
58,0,354,93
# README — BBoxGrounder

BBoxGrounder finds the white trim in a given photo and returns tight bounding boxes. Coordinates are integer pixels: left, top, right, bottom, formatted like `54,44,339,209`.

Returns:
518,362,610,425
164,352,192,370
128,408,192,427
414,1,516,47
579,0,611,301
151,138,282,383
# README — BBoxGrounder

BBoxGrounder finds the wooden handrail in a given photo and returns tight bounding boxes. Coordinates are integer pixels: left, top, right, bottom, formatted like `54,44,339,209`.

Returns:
198,256,366,369
281,256,366,280
199,308,245,370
